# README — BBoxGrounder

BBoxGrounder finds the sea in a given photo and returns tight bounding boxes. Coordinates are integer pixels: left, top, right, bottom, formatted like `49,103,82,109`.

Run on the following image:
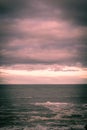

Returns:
0,84,87,130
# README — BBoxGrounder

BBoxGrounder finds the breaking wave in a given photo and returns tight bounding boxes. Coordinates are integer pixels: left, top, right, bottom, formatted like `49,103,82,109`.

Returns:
35,101,69,112
0,124,85,130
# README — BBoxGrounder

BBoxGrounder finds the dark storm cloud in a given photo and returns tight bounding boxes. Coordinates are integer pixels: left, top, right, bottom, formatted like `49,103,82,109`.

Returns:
77,41,87,67
0,0,87,25
45,0,87,26
0,22,20,46
0,0,34,18
0,45,83,66
0,0,87,68
0,0,52,19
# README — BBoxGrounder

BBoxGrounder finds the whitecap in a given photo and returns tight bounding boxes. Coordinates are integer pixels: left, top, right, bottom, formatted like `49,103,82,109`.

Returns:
35,101,69,112
23,125,47,130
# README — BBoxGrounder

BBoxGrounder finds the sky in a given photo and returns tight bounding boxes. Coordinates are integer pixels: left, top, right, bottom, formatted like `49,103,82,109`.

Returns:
0,0,87,84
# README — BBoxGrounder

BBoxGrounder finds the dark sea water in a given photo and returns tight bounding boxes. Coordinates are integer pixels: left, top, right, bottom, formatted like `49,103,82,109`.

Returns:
0,84,87,130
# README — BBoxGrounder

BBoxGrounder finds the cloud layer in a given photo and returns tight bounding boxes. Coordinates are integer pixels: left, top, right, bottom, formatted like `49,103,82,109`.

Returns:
0,0,87,83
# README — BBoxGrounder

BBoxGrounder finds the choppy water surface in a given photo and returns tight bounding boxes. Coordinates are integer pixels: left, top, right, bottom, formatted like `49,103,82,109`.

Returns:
0,84,87,130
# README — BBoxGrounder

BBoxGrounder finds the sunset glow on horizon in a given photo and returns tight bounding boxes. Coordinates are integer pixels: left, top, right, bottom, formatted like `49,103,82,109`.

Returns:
0,0,87,84
1,65,87,84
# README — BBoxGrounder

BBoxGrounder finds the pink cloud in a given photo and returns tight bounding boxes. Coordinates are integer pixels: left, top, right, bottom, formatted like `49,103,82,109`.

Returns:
16,19,82,40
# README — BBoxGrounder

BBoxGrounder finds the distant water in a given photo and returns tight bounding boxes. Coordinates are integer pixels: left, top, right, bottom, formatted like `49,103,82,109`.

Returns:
0,84,87,130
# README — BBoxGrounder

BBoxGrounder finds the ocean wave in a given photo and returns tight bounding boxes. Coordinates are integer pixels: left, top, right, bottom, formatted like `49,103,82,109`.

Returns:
35,101,68,108
0,124,85,130
34,101,70,112
83,104,87,108
35,101,68,105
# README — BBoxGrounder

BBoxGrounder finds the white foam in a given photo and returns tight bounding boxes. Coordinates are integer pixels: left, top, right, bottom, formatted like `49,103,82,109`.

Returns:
34,124,47,130
35,101,68,106
35,101,69,112
0,125,85,130
0,125,47,130
30,116,48,121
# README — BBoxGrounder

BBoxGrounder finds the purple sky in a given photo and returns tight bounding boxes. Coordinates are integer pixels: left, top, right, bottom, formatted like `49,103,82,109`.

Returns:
0,0,87,84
